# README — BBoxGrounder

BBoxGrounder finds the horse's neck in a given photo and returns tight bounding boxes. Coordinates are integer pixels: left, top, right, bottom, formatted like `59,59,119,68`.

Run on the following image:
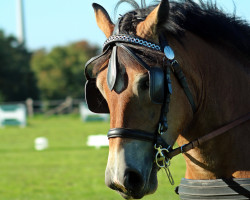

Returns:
173,32,250,179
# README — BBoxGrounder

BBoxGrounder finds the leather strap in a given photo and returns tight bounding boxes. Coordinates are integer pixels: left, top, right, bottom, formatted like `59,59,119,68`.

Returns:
167,112,250,159
108,128,173,151
108,128,155,142
171,60,196,112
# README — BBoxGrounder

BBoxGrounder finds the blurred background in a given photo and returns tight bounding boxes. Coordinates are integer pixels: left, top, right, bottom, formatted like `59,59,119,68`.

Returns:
0,0,249,200
0,0,249,104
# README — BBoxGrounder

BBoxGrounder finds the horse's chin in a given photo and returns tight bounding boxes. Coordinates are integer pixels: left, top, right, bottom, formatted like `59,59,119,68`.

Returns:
119,186,158,200
120,192,143,200
119,189,154,200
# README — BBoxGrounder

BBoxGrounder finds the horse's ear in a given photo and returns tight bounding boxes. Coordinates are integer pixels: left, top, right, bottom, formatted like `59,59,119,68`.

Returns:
136,0,169,40
92,3,114,38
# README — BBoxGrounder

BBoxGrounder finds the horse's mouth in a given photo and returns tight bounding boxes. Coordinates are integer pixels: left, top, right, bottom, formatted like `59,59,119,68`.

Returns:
110,182,146,199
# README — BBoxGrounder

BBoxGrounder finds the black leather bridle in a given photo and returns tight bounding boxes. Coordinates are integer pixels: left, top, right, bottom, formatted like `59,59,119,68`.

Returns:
104,39,196,149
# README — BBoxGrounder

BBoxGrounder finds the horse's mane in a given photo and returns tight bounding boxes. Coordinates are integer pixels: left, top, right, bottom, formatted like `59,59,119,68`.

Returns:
115,0,250,58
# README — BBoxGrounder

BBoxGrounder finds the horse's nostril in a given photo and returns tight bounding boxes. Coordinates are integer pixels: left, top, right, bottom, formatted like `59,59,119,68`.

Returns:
124,170,145,191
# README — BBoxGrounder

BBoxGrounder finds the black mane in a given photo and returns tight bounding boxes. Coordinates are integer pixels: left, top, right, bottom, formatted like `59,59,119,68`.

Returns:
116,0,250,57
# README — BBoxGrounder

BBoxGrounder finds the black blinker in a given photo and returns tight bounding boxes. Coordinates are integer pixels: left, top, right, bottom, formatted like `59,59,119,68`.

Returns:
85,79,109,113
149,67,165,104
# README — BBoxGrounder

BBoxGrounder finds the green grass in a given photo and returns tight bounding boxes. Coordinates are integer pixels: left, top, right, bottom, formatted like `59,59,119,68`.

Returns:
0,115,186,200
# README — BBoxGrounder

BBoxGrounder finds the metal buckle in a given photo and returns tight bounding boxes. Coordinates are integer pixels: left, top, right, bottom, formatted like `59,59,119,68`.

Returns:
158,123,167,135
180,144,188,153
154,144,170,167
154,144,174,185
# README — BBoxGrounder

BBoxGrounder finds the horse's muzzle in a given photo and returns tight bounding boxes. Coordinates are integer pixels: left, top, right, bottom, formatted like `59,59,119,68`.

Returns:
106,128,159,199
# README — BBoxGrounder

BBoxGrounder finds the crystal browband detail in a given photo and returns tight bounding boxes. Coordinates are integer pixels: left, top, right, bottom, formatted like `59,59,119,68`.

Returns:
103,34,162,51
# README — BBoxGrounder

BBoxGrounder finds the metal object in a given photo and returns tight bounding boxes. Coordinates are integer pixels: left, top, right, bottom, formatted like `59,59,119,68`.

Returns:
154,144,174,185
164,46,175,60
158,123,167,135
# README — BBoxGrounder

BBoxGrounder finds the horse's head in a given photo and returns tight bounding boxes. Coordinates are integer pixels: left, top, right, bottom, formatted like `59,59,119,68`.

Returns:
85,0,196,199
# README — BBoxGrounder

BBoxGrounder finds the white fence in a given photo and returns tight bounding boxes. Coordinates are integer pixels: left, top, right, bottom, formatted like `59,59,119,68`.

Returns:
0,99,110,125
0,104,26,127
79,103,109,122
87,135,109,148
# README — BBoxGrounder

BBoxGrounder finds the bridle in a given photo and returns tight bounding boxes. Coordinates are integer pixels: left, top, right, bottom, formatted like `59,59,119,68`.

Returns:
85,19,250,185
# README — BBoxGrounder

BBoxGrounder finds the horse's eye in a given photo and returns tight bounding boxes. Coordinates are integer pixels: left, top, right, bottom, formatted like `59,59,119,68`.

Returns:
140,77,149,90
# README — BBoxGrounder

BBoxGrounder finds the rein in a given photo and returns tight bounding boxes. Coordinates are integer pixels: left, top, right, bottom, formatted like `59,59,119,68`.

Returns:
167,112,250,159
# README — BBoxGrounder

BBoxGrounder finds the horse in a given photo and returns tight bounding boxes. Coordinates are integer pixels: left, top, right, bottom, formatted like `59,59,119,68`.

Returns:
85,0,250,199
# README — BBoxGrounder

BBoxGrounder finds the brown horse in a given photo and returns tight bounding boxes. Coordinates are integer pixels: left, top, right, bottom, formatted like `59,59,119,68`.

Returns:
85,0,250,199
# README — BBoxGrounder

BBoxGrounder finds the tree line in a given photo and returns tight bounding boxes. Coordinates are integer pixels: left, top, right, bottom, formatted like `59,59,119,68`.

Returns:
0,30,99,102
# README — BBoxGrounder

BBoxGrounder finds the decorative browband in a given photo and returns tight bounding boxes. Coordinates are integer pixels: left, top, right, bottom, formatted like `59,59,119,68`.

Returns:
103,34,162,51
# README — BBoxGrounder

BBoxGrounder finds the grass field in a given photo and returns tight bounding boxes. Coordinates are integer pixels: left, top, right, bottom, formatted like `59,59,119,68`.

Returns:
0,115,186,200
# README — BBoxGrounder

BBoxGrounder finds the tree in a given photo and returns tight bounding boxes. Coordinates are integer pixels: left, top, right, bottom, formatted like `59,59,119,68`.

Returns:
31,41,99,100
0,30,39,101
